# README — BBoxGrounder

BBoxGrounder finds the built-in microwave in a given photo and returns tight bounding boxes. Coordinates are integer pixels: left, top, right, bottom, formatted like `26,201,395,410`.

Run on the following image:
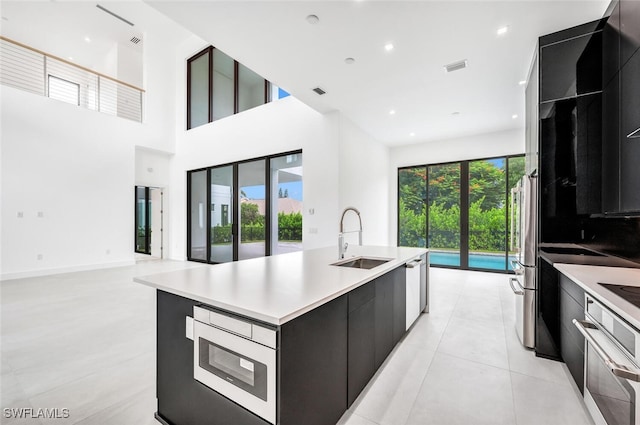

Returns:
193,305,277,424
574,295,640,425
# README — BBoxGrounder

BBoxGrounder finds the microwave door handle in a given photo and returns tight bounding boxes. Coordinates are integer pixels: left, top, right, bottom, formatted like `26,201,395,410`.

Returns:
573,319,640,382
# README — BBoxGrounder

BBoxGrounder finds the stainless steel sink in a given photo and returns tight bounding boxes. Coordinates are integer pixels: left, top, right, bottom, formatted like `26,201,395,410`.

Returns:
331,257,392,269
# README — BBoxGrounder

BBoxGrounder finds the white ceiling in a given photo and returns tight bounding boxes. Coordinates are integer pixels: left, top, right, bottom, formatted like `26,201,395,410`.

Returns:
1,0,610,147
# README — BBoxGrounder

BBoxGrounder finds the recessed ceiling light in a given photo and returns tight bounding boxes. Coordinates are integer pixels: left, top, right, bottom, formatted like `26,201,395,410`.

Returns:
518,80,526,86
512,114,518,119
389,109,396,115
84,36,91,43
306,14,319,24
384,43,394,52
344,57,355,65
410,132,415,137
497,26,509,36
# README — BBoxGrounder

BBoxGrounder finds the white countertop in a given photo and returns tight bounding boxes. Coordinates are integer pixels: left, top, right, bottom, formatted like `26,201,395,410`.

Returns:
554,263,640,329
134,246,427,325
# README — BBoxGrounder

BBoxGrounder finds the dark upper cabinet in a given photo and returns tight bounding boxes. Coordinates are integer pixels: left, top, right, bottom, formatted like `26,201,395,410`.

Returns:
540,31,602,102
602,75,620,213
603,1,621,86
619,50,640,212
620,0,640,66
539,93,602,241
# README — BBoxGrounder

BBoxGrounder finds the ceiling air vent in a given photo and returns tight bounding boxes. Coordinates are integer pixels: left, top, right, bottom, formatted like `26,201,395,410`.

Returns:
444,59,468,73
96,4,135,27
312,87,326,95
130,36,141,45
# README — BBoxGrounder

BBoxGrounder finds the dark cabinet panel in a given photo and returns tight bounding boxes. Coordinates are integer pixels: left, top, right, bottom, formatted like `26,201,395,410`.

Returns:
156,291,269,425
620,50,640,212
393,267,406,345
347,299,375,407
603,1,621,86
540,31,602,102
374,273,394,369
559,276,585,394
602,75,621,213
539,93,602,240
536,257,561,360
280,294,348,425
560,324,585,394
620,0,640,66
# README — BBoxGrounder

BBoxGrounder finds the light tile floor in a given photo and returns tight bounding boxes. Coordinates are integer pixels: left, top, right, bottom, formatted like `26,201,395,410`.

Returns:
1,262,594,425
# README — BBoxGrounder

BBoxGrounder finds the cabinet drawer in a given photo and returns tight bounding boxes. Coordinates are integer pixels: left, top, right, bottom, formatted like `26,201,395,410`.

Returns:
348,282,375,313
560,287,585,352
559,274,585,308
560,324,585,394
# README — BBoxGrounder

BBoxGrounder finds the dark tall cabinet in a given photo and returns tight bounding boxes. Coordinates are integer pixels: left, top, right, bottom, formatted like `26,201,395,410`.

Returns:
536,19,604,359
601,0,640,214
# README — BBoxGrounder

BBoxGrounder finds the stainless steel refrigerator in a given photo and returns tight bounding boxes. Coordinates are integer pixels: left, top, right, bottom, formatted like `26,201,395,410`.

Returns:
509,173,537,348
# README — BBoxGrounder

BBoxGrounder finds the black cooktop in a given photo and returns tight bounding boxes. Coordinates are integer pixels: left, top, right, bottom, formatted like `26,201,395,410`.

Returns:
599,283,640,308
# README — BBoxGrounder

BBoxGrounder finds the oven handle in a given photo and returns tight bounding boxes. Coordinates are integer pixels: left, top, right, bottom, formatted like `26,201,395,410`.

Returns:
573,319,640,382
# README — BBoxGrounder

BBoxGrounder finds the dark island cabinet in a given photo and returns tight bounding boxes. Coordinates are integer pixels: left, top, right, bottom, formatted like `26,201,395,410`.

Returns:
156,265,410,425
350,265,406,406
559,274,586,394
279,293,348,425
156,291,270,425
347,283,375,406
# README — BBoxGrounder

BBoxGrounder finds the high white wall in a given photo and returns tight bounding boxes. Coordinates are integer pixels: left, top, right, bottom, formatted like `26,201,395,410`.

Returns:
0,8,184,279
338,114,391,247
1,87,135,279
388,128,524,244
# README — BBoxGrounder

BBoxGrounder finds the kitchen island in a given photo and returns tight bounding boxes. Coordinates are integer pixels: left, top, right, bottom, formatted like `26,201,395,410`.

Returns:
135,246,428,425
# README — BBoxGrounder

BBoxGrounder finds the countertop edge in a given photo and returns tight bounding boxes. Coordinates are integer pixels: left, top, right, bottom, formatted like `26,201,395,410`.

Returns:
553,263,640,330
134,247,428,326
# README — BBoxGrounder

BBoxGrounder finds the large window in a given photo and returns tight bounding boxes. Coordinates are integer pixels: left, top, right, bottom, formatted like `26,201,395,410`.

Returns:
187,46,290,130
187,151,303,264
398,155,525,272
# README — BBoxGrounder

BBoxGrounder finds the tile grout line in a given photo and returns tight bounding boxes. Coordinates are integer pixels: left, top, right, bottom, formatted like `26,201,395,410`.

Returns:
398,278,462,425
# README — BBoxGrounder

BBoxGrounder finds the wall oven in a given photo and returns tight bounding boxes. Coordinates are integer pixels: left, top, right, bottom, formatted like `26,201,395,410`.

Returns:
573,295,640,425
193,305,277,424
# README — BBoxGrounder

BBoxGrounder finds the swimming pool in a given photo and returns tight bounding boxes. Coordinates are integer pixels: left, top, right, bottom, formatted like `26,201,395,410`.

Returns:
429,251,516,271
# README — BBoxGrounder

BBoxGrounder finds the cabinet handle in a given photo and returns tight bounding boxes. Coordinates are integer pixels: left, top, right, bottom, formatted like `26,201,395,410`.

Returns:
573,319,640,382
627,127,640,139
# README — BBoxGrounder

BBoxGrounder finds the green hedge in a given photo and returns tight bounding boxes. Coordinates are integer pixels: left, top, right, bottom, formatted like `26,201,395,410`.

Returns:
399,198,506,251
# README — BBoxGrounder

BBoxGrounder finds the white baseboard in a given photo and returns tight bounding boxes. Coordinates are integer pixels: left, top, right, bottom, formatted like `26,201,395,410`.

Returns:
1,260,136,281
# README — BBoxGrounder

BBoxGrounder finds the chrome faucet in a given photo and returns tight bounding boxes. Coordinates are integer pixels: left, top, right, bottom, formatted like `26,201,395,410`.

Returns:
338,207,363,259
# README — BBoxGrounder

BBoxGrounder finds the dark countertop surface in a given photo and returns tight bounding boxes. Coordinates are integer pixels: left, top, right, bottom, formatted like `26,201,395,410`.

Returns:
539,243,640,268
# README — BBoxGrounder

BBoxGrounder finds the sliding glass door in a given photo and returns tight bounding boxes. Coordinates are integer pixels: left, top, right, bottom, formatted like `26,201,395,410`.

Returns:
210,165,234,263
398,155,525,272
188,151,302,264
428,163,462,267
238,160,266,261
135,186,150,255
468,159,507,270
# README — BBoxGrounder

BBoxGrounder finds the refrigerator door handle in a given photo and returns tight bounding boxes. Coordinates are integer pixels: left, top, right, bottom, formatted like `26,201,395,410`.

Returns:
509,278,524,296
510,259,520,272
